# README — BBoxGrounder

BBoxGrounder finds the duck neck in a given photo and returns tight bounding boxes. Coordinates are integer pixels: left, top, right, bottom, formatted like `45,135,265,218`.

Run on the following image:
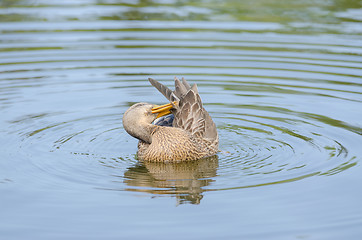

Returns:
133,121,157,144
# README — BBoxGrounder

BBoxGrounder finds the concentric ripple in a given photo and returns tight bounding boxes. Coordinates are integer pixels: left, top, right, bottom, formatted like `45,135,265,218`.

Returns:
0,1,361,206
2,2,362,239
217,107,357,189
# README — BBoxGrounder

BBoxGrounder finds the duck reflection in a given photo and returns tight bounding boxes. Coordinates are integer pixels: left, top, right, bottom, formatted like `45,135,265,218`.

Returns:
123,156,218,205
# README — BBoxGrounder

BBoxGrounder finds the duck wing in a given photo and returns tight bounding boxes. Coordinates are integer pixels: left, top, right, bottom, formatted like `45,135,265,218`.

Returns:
148,77,217,140
148,77,179,102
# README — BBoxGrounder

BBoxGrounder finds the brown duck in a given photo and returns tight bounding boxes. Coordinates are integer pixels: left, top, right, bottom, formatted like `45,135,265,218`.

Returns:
123,77,218,162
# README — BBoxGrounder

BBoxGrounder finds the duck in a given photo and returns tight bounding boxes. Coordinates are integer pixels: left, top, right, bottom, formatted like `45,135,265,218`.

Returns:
122,77,218,162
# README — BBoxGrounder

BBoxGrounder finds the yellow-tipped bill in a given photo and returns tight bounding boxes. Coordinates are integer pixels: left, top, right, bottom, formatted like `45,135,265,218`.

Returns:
152,101,177,119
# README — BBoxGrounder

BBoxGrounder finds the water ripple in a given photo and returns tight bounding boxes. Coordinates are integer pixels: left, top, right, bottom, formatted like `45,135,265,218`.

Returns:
0,1,361,207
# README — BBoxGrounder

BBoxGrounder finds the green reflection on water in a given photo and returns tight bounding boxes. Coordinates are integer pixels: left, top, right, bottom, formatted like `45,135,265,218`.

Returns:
1,0,361,25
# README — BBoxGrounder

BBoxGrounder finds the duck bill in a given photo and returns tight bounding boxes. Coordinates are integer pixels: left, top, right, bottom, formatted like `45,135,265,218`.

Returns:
152,102,176,119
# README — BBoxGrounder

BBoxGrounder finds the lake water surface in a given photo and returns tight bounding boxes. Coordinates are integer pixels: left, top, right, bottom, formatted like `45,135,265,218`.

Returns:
1,0,362,239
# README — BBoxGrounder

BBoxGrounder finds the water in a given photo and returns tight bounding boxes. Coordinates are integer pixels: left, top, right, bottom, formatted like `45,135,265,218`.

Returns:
1,0,362,239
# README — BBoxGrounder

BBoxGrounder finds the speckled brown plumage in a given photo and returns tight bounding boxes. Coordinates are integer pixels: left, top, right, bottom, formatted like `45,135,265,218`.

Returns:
123,77,219,162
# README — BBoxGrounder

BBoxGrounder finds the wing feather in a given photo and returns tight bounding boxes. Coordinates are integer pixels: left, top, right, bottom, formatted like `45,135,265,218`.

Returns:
148,77,217,140
181,77,191,89
148,78,179,102
174,77,188,98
